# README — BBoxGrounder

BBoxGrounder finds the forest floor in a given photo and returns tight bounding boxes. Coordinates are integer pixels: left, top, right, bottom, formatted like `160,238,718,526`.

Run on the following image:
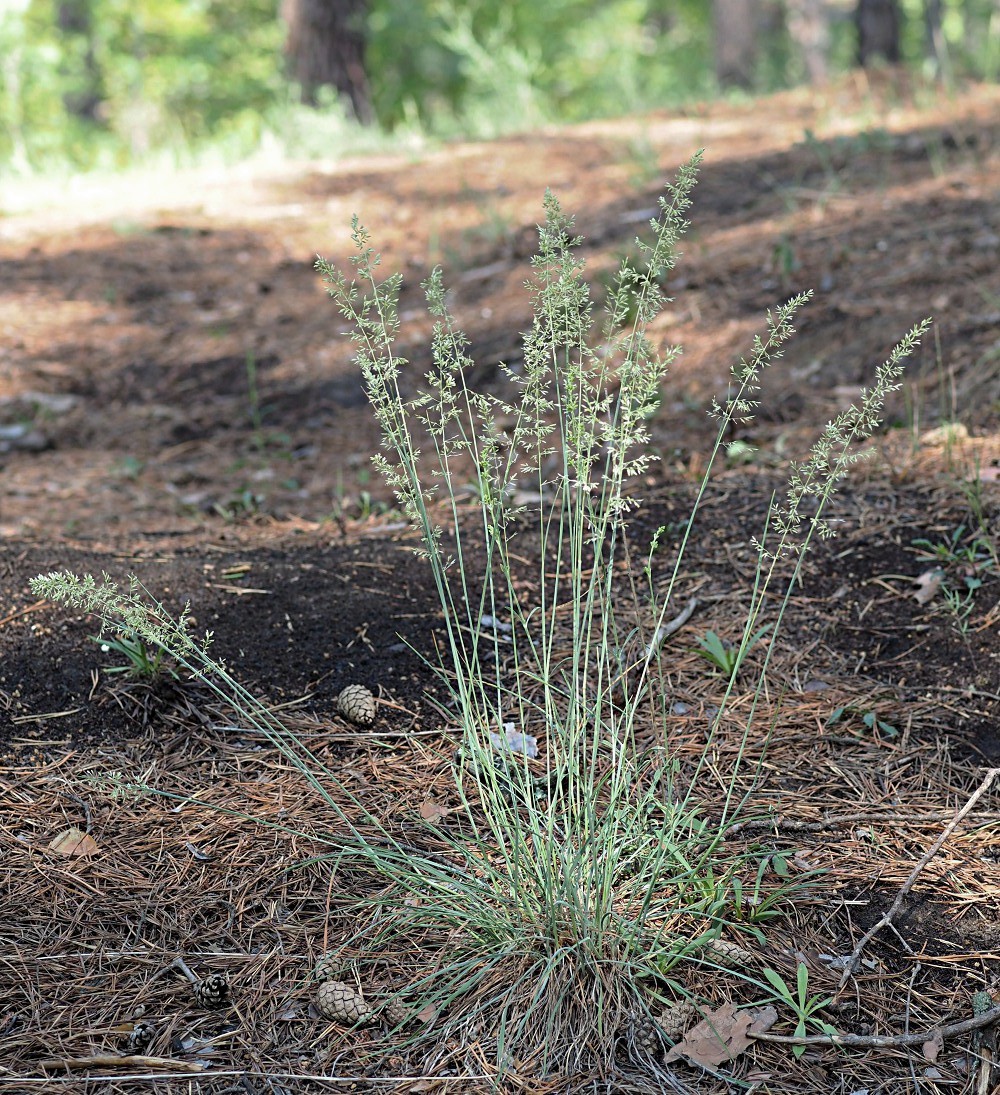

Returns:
1,70,999,1094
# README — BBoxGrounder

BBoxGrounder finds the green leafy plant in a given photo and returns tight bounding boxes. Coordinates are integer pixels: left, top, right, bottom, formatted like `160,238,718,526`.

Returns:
695,625,771,680
90,631,175,681
761,962,839,1058
826,703,898,739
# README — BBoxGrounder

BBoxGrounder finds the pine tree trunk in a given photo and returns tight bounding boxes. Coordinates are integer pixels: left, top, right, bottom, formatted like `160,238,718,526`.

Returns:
786,0,831,84
855,0,902,66
57,0,103,121
282,0,373,123
713,0,760,89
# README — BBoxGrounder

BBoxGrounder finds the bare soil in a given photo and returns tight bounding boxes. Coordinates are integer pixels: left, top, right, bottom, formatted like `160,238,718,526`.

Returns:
2,73,999,1093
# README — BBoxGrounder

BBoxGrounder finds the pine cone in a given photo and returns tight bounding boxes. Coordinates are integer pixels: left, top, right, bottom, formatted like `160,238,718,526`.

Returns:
193,972,230,1009
703,938,754,967
337,684,376,727
122,1019,157,1054
382,997,411,1028
313,953,340,982
631,1015,662,1058
316,980,373,1024
659,1000,698,1039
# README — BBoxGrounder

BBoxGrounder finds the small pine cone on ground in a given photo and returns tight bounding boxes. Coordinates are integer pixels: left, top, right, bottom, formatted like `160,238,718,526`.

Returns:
313,953,340,982
659,1000,699,1039
381,998,411,1028
703,938,755,967
193,972,231,1009
337,684,376,727
631,1015,662,1058
122,1020,157,1054
316,980,373,1024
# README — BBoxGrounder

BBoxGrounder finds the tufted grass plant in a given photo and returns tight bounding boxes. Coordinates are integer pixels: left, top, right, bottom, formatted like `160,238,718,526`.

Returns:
33,156,930,1084
313,157,931,1076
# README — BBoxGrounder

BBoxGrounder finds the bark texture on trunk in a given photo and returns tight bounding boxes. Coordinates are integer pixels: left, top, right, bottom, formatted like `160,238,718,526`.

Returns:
855,0,902,66
713,0,760,89
282,0,373,123
786,0,831,84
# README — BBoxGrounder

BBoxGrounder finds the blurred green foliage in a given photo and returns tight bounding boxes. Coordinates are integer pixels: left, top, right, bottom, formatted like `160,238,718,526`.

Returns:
0,0,997,175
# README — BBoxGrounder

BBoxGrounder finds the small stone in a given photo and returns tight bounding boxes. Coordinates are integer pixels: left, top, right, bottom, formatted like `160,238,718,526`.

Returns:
337,684,376,727
316,980,373,1024
193,972,230,1009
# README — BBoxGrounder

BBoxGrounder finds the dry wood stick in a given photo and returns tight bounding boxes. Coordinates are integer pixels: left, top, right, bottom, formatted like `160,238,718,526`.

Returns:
751,1003,1000,1050
38,1054,207,1073
839,767,1000,990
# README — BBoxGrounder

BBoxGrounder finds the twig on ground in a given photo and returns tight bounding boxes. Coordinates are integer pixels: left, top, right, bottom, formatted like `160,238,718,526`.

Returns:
38,1055,207,1073
0,599,49,627
726,809,1000,834
838,767,1000,989
646,597,699,660
750,1003,1000,1050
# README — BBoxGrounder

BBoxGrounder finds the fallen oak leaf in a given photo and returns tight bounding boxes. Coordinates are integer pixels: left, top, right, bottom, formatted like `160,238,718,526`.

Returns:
48,827,99,858
418,798,449,823
664,1003,777,1068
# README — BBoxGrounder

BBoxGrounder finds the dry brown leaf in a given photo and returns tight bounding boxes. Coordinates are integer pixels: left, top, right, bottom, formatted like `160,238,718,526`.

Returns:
922,1029,943,1062
48,827,99,857
418,798,448,822
415,1002,438,1024
664,1003,777,1068
913,569,944,605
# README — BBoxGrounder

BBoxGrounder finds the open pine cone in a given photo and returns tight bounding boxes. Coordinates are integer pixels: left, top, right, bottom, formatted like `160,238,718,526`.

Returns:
193,972,231,1009
316,980,373,1024
336,684,376,727
122,1019,157,1055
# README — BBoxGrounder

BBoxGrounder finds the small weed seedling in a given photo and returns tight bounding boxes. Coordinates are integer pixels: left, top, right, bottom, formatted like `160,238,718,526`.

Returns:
91,631,176,681
912,523,995,570
695,625,771,680
761,962,839,1058
826,703,898,740
911,523,997,636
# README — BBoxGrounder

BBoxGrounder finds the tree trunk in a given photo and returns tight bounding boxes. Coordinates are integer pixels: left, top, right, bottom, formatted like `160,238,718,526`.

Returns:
785,0,831,84
855,0,902,66
282,0,373,123
57,0,103,121
713,0,760,89
923,0,949,77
